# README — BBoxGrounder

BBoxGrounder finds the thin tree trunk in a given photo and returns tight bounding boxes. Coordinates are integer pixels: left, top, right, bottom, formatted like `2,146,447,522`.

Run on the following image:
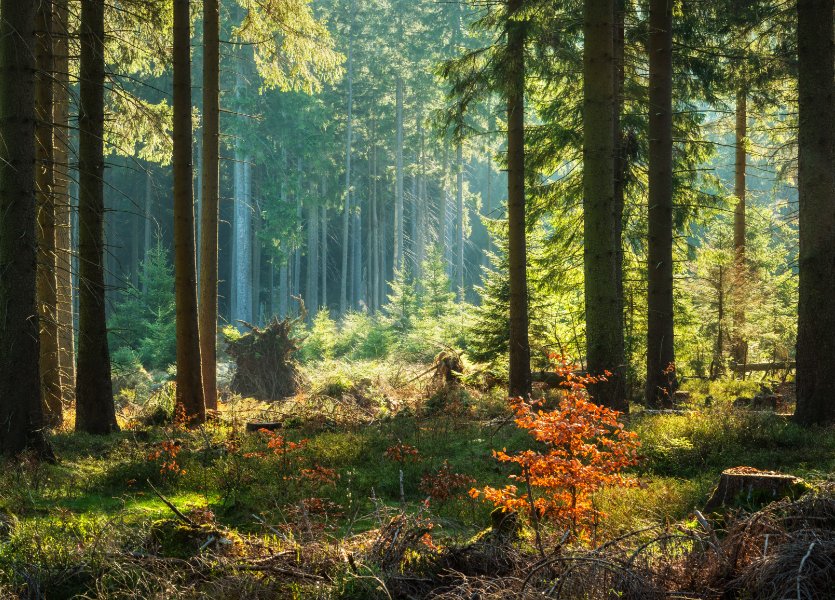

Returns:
506,0,531,398
234,152,252,324
341,2,354,315
143,168,154,291
731,89,747,368
321,203,328,312
371,124,381,311
440,143,449,273
416,119,426,284
307,203,319,315
795,0,835,426
279,261,288,319
645,0,676,407
172,0,205,423
456,141,464,300
293,161,302,309
0,0,51,456
354,207,362,309
54,0,75,409
76,0,117,434
36,0,63,426
199,0,220,410
582,0,626,411
394,76,405,272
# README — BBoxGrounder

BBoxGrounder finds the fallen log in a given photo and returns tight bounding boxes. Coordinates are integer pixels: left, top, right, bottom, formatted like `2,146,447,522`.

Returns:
730,361,795,373
245,422,283,432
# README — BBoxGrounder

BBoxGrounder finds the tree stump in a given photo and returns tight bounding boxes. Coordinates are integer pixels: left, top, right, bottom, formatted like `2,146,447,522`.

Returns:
704,467,808,513
226,317,300,401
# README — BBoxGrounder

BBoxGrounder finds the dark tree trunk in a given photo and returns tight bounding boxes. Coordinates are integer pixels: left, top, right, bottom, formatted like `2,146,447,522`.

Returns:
199,0,220,411
36,0,63,426
76,0,118,434
506,0,531,398
645,0,676,407
731,90,748,368
582,0,626,411
794,0,835,426
0,0,51,456
173,0,205,423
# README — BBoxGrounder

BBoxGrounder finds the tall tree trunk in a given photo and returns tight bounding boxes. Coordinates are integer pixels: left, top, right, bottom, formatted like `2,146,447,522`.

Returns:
54,0,75,409
36,0,63,426
321,203,328,312
233,151,252,324
172,0,205,423
371,126,381,311
279,260,288,318
293,161,302,309
142,168,154,292
394,76,405,272
456,141,465,300
252,183,262,323
199,0,219,410
731,89,747,369
613,0,627,395
307,203,319,315
645,0,676,407
341,3,354,315
0,0,51,456
506,0,531,398
76,0,117,434
440,143,449,272
416,120,426,283
582,0,626,411
353,207,362,308
794,0,835,426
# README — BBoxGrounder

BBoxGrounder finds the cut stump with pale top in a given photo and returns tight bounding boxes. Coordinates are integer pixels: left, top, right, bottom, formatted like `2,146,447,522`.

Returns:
704,466,808,513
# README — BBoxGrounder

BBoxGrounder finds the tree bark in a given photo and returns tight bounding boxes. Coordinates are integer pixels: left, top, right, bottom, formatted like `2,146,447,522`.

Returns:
582,0,626,411
341,3,354,315
794,0,835,426
645,0,676,407
456,140,465,300
54,0,75,410
307,203,319,315
394,76,405,273
0,0,51,455
36,0,63,426
172,0,205,424
321,198,328,312
76,0,117,434
506,0,531,398
199,0,220,411
731,89,748,368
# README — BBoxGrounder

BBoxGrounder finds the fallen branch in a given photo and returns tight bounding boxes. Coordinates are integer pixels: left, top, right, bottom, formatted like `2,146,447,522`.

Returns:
146,479,195,527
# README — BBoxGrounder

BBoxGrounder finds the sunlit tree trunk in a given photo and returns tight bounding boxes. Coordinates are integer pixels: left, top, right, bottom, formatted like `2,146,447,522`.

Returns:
440,143,449,273
172,0,205,423
371,126,381,311
645,0,676,407
582,0,626,411
506,0,531,398
455,140,465,300
795,0,835,426
731,89,747,370
353,206,362,309
613,0,627,395
142,168,154,292
76,0,117,434
415,120,426,284
293,161,302,310
341,4,354,315
321,198,328,312
199,0,220,410
394,76,405,272
0,0,51,456
54,0,75,408
36,0,63,426
233,151,252,324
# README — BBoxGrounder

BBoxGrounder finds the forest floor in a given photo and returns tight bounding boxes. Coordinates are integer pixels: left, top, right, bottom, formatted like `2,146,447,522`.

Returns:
1,359,833,599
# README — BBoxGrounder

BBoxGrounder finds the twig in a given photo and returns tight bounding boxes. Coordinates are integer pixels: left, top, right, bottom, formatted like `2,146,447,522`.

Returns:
524,468,546,560
797,541,816,600
146,479,195,527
